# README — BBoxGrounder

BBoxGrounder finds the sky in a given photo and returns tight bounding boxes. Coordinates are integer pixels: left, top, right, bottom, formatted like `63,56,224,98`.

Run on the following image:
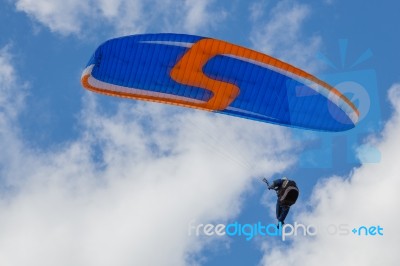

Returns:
0,0,399,265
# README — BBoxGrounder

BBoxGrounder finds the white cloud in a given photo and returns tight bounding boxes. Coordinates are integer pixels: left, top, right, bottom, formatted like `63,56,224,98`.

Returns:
14,0,225,36
181,0,226,33
249,0,323,73
0,46,26,120
0,47,29,185
15,0,90,35
259,84,400,266
0,48,296,265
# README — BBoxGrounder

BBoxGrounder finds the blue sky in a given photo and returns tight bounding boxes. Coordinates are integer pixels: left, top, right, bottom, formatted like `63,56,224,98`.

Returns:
0,0,399,265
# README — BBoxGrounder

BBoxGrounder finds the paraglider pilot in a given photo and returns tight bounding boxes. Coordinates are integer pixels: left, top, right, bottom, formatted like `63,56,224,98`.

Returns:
263,177,299,226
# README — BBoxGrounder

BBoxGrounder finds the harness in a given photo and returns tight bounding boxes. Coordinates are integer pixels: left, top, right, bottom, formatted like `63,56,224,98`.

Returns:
278,180,299,206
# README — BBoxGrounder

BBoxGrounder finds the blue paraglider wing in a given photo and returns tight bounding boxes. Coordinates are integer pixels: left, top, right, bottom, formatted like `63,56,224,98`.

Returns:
82,33,359,131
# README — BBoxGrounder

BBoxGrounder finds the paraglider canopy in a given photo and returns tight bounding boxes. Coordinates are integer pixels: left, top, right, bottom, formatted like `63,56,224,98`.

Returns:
81,33,359,132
